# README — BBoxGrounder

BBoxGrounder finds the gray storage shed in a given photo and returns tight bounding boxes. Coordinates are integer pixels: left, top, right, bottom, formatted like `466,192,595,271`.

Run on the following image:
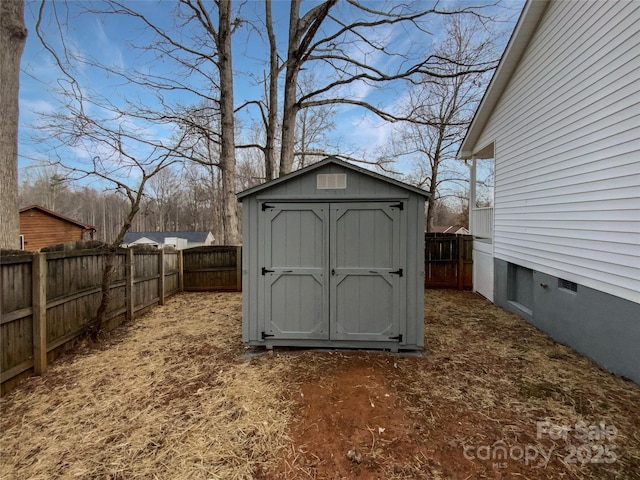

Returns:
237,157,428,351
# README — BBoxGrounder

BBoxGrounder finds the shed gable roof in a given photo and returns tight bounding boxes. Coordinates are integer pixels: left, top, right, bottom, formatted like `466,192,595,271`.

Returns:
457,0,550,159
237,156,428,199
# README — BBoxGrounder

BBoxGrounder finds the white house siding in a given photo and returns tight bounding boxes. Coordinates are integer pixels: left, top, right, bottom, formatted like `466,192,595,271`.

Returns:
473,0,640,304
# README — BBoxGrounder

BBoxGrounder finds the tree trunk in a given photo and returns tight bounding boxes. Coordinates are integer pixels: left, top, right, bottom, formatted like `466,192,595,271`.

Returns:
92,244,117,339
217,0,239,244
0,0,27,249
426,161,438,233
279,0,335,176
426,126,446,233
264,0,278,181
90,193,142,339
279,0,302,176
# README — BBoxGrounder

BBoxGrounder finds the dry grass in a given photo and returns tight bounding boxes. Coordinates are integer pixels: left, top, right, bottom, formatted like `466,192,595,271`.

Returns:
1,289,639,479
391,290,640,479
0,293,293,480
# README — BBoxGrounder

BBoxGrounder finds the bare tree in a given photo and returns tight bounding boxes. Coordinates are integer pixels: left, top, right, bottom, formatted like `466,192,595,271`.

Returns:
387,14,497,231
147,166,181,232
19,164,69,211
37,132,181,338
292,74,337,170
50,0,242,244
24,0,502,251
277,1,498,175
238,72,338,178
89,156,177,338
279,0,337,174
32,2,189,337
0,0,27,249
180,162,216,233
216,0,240,244
263,0,279,181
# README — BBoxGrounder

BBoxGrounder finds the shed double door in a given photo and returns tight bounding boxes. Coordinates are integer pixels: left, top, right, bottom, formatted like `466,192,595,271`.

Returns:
261,202,404,344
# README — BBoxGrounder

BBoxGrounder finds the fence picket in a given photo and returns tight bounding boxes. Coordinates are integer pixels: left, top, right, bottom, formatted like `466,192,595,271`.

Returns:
424,233,473,290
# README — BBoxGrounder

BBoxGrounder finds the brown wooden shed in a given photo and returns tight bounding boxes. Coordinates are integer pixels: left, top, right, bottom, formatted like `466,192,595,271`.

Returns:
19,205,96,251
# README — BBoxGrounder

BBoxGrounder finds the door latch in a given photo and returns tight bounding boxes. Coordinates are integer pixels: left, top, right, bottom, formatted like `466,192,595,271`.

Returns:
331,268,336,276
262,267,274,275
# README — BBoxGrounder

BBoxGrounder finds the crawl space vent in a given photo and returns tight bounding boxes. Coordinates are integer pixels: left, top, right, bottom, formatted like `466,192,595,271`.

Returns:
558,278,578,292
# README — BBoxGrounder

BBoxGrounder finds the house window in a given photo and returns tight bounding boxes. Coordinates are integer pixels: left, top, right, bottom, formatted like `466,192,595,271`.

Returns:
507,263,533,315
558,278,578,293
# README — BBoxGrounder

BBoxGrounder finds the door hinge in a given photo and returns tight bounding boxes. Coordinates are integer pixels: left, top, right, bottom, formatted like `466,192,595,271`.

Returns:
261,331,275,339
390,268,403,277
390,202,404,210
262,267,274,275
262,203,274,211
389,334,403,342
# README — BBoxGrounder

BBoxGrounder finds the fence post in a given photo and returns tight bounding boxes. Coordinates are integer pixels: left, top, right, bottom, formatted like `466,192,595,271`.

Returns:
32,252,47,375
236,246,242,292
126,248,134,320
158,249,165,305
178,250,184,292
457,235,464,291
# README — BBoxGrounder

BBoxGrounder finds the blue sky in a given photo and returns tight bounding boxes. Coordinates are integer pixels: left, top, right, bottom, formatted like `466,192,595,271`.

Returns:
18,0,524,185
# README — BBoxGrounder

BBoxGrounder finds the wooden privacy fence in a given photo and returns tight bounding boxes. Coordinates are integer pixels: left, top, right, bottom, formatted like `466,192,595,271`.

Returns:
0,248,181,395
424,233,473,290
0,245,241,396
1,236,468,395
183,246,241,292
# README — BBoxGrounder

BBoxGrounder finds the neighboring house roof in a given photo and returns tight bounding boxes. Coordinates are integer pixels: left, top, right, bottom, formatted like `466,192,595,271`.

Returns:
457,0,551,159
19,205,96,232
431,225,470,234
123,231,213,244
237,156,428,199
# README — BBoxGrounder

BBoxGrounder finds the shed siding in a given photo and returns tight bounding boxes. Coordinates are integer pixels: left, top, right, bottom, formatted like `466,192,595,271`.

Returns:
404,193,425,347
239,158,426,350
19,210,87,251
474,0,640,303
241,196,259,343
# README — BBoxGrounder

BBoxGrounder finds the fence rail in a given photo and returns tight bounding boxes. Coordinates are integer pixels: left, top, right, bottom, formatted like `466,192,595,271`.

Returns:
1,245,241,396
424,233,473,290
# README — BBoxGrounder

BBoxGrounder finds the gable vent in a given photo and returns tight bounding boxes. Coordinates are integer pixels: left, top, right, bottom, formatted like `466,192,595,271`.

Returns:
317,173,347,189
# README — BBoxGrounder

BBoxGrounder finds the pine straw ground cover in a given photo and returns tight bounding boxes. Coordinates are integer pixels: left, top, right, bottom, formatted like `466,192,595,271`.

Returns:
1,290,639,479
0,293,292,479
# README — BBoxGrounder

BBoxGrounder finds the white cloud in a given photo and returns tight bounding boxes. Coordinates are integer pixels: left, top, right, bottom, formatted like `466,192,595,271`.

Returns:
20,98,56,115
92,18,125,70
347,113,394,155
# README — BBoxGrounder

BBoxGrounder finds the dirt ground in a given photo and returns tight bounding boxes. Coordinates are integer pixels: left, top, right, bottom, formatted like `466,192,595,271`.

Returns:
1,290,639,479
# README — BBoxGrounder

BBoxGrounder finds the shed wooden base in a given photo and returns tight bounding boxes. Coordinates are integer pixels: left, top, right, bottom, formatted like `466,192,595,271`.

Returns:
246,339,423,353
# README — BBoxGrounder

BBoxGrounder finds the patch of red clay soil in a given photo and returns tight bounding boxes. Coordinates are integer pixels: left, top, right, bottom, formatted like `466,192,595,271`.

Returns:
272,356,422,479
